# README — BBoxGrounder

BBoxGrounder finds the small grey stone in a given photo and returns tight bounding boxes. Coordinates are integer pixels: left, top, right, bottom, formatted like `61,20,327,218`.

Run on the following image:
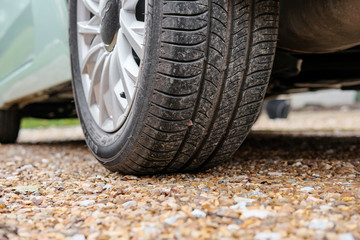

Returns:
71,234,86,240
122,201,137,207
255,232,281,240
308,219,328,230
191,209,206,218
77,200,95,206
300,187,315,192
338,233,355,240
164,214,185,225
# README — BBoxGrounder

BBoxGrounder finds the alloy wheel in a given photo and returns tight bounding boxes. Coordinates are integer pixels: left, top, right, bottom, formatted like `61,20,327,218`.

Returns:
76,0,145,132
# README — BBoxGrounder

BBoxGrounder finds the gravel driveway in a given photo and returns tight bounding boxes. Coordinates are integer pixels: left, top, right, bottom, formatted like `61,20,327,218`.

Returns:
0,110,359,239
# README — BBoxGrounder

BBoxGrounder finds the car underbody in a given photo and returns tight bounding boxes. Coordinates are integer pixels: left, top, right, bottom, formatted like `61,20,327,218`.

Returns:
27,49,360,119
18,0,360,119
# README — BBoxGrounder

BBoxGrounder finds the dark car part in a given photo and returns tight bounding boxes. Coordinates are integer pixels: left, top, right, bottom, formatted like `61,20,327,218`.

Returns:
0,81,77,144
265,99,290,119
265,0,360,97
0,106,21,144
267,47,360,96
278,0,360,53
22,101,77,119
70,0,280,175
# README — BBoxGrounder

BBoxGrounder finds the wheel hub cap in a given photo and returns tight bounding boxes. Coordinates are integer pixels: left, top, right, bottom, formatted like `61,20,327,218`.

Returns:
100,0,120,51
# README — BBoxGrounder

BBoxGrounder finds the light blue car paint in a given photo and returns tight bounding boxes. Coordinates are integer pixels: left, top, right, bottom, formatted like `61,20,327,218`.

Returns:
0,0,71,109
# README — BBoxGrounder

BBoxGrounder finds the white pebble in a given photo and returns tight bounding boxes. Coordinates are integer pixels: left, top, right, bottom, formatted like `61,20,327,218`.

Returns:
230,202,247,210
255,232,281,240
77,200,95,206
234,196,256,203
308,219,328,230
231,197,255,209
128,175,138,180
319,205,332,211
71,234,86,240
164,214,185,225
268,172,283,176
300,187,315,192
307,196,321,202
338,233,355,240
249,191,263,197
227,224,240,231
41,158,49,164
19,164,33,170
144,226,161,234
324,163,332,170
191,209,206,218
102,184,113,189
14,185,39,194
122,201,137,207
242,210,271,219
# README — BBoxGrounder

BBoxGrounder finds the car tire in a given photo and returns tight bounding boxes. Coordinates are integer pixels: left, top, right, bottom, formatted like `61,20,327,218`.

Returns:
70,0,279,174
0,106,21,144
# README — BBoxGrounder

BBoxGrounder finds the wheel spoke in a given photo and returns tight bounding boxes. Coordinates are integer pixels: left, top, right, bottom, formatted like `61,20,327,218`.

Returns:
81,43,103,74
114,81,130,110
124,54,139,83
82,0,100,16
120,10,145,59
88,50,107,105
130,21,145,36
98,56,111,126
114,41,136,103
121,0,138,11
77,19,100,35
108,54,126,117
111,92,125,127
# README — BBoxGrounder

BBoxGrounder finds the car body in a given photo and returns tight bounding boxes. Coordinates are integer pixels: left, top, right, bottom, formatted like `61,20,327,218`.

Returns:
2,0,359,112
1,0,359,174
0,0,71,110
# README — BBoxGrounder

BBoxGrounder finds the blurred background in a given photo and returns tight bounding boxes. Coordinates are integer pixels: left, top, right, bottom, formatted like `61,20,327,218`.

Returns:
21,89,360,131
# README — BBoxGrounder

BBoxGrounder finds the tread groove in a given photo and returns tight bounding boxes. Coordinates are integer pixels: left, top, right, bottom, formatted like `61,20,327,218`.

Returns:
161,0,214,172
90,0,280,175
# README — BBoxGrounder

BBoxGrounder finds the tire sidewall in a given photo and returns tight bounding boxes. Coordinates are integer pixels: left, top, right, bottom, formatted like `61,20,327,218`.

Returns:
69,0,162,166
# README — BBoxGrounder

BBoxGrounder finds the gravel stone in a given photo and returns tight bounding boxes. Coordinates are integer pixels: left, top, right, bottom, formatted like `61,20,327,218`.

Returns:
164,214,186,225
267,172,283,176
300,187,315,192
308,219,329,230
76,200,95,206
191,209,206,218
242,210,272,219
227,224,240,231
255,232,282,240
71,234,86,240
338,233,355,240
122,201,137,208
0,110,359,239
